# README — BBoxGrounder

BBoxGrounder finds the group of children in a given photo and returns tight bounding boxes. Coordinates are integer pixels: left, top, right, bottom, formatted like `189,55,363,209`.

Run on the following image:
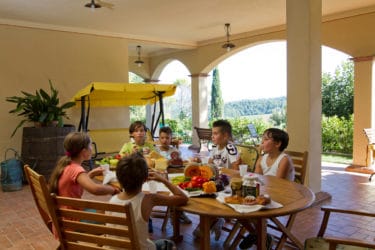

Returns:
48,118,294,250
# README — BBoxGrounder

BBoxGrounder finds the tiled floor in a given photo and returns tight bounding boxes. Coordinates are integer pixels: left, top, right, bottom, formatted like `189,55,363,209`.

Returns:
1,161,375,249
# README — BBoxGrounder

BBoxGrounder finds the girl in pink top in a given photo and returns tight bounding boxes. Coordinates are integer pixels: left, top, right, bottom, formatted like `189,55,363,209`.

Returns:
49,132,120,198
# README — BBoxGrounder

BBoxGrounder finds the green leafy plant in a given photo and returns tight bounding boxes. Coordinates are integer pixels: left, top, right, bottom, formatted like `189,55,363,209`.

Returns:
6,80,75,137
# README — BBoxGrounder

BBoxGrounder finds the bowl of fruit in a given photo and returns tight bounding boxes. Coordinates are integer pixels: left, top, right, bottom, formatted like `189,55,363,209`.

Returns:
171,164,230,197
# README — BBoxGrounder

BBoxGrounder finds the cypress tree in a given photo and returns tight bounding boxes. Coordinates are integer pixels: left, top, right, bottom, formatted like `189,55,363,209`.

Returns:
210,67,224,119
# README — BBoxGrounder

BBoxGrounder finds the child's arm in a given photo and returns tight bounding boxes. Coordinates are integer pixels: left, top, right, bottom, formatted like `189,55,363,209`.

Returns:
77,172,120,195
254,156,263,175
276,155,292,179
147,171,188,207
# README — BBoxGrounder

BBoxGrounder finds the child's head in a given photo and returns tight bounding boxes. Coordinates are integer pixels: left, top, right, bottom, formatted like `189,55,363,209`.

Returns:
212,119,233,146
64,132,92,159
262,128,289,152
116,153,148,193
159,126,173,147
129,121,147,145
49,132,92,194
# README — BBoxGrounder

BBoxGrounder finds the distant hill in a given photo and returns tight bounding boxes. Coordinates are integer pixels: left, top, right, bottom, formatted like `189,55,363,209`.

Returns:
224,96,286,118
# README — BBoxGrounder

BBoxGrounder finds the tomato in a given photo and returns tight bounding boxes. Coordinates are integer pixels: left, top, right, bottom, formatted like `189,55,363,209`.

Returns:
190,180,202,188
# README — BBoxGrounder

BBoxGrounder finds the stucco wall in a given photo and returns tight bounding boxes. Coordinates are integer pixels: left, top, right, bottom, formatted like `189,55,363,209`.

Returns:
0,25,130,153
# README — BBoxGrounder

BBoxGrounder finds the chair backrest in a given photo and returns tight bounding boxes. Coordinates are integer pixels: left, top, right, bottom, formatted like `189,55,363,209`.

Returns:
285,150,308,184
247,124,259,138
236,144,259,172
194,126,212,151
194,127,212,140
24,165,53,233
49,195,141,250
364,128,375,144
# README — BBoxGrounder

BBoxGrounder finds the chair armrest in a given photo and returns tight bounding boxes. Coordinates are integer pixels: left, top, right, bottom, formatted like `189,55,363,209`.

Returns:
321,206,375,217
318,206,375,237
325,236,375,249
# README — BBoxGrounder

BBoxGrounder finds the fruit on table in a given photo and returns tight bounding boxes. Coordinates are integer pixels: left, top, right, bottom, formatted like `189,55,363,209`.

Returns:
202,181,217,193
216,174,230,186
109,158,119,166
184,165,214,179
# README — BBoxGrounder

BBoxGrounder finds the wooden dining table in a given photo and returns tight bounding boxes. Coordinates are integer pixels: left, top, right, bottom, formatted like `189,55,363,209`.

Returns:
171,168,315,250
96,167,314,250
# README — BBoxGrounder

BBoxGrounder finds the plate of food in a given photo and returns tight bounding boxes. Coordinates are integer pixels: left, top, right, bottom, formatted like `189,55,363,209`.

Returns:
216,194,283,213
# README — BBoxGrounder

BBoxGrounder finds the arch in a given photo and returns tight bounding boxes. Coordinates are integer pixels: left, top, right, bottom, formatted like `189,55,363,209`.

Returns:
151,59,191,81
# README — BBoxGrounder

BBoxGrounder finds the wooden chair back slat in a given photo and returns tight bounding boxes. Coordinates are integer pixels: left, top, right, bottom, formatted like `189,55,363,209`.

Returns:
236,144,259,172
24,165,54,233
194,127,212,152
285,150,308,185
51,194,141,250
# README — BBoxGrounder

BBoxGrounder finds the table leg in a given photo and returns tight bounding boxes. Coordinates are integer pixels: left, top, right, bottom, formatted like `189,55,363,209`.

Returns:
200,215,211,250
255,218,267,250
171,208,183,242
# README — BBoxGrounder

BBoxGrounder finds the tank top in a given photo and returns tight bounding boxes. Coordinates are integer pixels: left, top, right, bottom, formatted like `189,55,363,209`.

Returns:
108,192,156,250
260,152,295,181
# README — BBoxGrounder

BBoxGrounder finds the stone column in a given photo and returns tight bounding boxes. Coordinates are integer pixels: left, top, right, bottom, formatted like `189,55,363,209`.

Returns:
286,0,322,192
352,56,374,167
190,73,209,147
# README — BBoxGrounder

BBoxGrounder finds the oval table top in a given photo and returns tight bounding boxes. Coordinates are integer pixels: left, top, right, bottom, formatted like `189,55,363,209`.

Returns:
177,174,315,218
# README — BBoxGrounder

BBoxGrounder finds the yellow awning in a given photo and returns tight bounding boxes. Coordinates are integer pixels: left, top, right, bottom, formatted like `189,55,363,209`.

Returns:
72,82,176,107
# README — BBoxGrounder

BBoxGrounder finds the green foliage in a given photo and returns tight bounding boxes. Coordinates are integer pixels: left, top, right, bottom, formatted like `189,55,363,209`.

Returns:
224,97,286,117
227,117,271,144
269,107,286,129
6,80,75,137
321,114,353,154
322,61,354,119
210,68,224,119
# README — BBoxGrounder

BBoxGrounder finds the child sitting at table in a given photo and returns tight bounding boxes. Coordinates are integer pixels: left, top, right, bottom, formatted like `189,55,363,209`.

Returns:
108,153,188,250
49,132,120,198
119,120,155,156
194,119,241,241
209,119,241,170
155,126,191,224
240,127,295,249
49,132,121,237
254,127,295,181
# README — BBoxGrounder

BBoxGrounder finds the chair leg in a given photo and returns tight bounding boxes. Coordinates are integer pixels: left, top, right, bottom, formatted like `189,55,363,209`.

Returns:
231,226,247,250
161,207,170,232
223,221,242,249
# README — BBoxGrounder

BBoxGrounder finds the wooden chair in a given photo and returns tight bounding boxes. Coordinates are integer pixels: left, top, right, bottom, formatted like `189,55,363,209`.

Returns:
194,127,212,152
268,150,309,249
236,144,259,172
285,150,308,184
304,206,375,249
247,123,260,146
363,128,375,181
24,165,53,233
222,144,259,248
49,194,141,250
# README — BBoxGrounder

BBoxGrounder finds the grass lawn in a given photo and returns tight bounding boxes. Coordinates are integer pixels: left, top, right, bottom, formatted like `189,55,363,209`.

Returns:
322,153,353,165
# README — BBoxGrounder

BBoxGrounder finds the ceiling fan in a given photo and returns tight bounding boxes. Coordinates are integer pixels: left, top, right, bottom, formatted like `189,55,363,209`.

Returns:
84,0,114,10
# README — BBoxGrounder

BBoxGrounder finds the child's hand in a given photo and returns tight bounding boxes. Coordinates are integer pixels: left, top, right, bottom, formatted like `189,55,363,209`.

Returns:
89,167,105,177
132,145,139,153
148,171,167,182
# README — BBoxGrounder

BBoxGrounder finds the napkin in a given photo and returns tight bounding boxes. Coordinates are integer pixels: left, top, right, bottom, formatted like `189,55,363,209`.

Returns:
102,171,118,185
216,193,283,213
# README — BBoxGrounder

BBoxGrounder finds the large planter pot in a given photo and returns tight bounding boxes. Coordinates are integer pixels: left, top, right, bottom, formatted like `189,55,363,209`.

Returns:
21,125,76,181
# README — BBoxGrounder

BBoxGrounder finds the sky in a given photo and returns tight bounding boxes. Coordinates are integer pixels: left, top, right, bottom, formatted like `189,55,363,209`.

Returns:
159,41,350,103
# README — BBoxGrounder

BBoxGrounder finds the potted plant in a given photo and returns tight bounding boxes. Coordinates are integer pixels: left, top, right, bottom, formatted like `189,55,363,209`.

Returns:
6,80,76,137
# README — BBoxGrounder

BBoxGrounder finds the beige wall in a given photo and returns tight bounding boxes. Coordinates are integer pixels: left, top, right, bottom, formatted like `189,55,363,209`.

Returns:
0,25,130,153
